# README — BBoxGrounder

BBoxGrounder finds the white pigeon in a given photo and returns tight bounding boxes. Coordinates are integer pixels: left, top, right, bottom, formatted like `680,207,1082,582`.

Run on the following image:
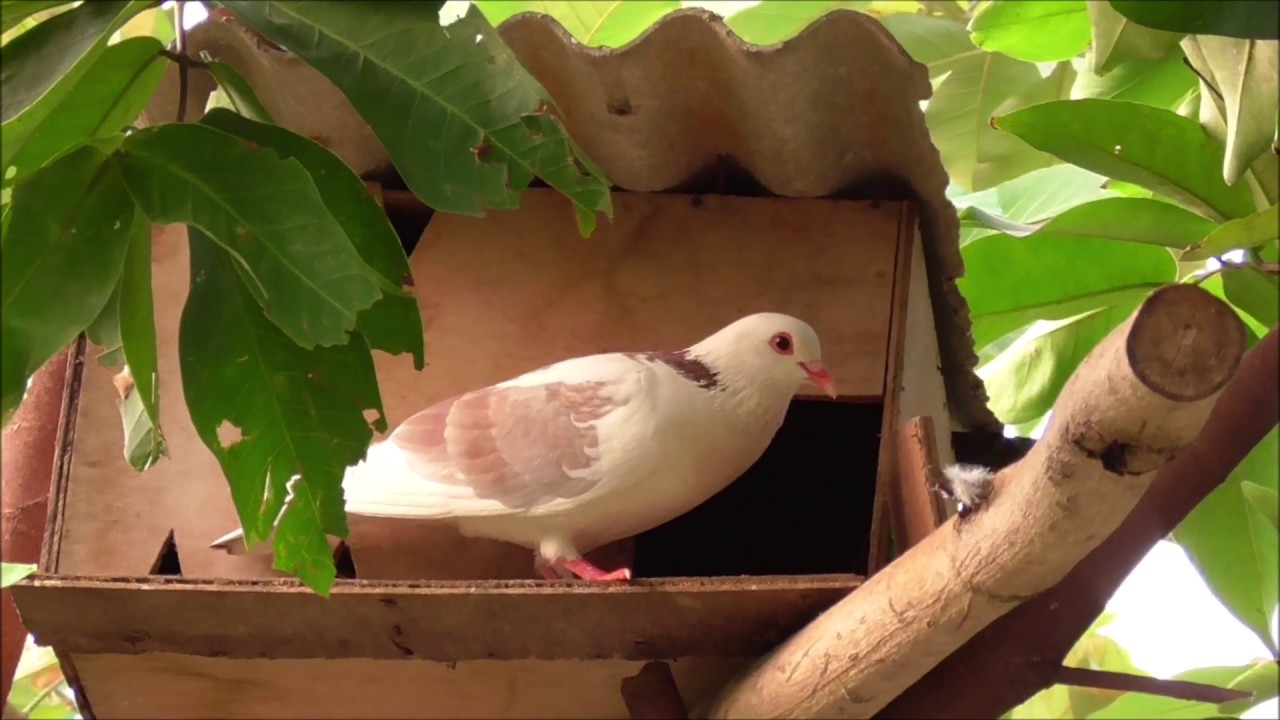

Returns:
210,312,838,582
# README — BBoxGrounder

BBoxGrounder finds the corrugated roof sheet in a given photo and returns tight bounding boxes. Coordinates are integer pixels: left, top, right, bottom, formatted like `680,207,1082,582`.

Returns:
142,7,999,431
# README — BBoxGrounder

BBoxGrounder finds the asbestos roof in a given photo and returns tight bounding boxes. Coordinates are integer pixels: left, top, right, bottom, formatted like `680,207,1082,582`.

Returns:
143,7,1000,432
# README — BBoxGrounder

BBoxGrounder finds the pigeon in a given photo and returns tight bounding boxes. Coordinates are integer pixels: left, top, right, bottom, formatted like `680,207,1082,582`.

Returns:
210,312,837,582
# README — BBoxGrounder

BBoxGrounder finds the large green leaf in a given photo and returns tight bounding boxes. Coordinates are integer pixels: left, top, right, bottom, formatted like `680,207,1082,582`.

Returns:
1241,481,1279,531
993,99,1260,220
1089,663,1273,718
475,0,683,47
114,122,385,349
1173,428,1279,655
975,61,1077,189
724,1,870,45
0,0,72,34
1,0,146,171
1182,203,1279,261
877,12,975,75
968,0,1090,63
1183,37,1279,210
1085,0,1183,74
1223,265,1279,328
1222,660,1280,716
203,60,274,124
1109,0,1279,41
220,1,613,236
116,210,164,471
4,35,167,188
1,144,134,421
1071,53,1196,109
180,230,386,596
1184,36,1278,186
199,109,424,369
979,302,1140,424
959,225,1175,350
951,164,1118,229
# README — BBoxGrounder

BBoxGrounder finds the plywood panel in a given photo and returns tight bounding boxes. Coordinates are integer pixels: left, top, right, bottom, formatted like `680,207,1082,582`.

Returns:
73,652,747,719
55,192,899,581
15,575,858,660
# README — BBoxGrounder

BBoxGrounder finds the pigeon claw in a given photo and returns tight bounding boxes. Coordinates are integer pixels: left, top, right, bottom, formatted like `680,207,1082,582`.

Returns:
560,557,633,582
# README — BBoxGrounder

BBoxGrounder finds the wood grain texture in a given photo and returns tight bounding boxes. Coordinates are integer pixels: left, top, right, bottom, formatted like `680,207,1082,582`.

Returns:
699,284,1246,718
891,417,945,552
14,575,859,661
71,652,743,719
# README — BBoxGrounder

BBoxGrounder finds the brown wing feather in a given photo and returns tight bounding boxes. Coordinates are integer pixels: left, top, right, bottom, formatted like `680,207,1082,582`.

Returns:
388,381,620,509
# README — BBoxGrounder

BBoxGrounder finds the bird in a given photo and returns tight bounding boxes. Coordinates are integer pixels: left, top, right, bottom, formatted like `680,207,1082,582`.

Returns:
209,312,838,582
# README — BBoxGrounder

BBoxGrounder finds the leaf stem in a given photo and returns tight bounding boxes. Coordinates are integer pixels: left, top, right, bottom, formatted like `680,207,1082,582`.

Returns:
174,1,187,122
1053,666,1251,704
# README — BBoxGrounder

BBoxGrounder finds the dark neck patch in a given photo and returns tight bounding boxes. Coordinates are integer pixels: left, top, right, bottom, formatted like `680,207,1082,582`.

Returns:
638,350,722,391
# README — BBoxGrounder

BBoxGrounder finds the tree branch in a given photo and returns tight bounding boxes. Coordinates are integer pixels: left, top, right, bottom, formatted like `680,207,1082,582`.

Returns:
1053,666,1252,705
698,285,1246,719
877,327,1279,719
174,1,188,122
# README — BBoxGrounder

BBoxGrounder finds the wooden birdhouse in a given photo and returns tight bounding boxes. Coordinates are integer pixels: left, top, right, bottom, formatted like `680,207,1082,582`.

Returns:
12,9,1007,719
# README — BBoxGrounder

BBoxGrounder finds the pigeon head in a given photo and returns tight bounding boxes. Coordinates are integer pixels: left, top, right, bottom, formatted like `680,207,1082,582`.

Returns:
690,313,837,399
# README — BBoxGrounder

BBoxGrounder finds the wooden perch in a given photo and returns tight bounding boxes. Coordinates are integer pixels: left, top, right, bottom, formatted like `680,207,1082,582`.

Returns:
622,661,689,719
698,284,1245,719
877,326,1279,718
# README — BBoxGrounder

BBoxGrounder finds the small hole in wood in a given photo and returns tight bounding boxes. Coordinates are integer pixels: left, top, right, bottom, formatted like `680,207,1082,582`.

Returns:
334,541,358,579
148,529,183,576
634,400,882,578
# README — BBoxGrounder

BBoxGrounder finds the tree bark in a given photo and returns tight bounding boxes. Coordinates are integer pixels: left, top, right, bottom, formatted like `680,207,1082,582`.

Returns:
1,346,74,706
698,284,1246,719
877,325,1279,719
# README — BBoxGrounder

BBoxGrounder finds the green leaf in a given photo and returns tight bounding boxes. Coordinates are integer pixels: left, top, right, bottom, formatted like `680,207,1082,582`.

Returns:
1090,664,1269,718
724,1,870,45
1199,273,1269,344
1109,0,1279,41
475,0,683,47
1223,265,1279,328
1241,481,1279,530
1221,660,1280,716
180,229,387,595
975,61,1077,189
979,302,1141,424
116,210,164,470
877,12,975,75
0,561,36,588
968,0,1090,63
1033,197,1217,248
952,164,1118,224
960,224,1175,349
4,35,167,188
114,122,385,348
993,99,1260,220
1173,428,1279,655
1,1,147,171
220,1,613,236
1187,36,1278,185
203,60,274,124
1183,204,1279,261
199,108,424,370
1,1,71,33
1072,53,1196,109
85,279,124,366
1085,0,1183,74
1,144,134,421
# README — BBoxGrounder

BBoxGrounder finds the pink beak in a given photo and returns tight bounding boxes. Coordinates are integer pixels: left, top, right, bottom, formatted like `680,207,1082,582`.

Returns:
799,361,838,399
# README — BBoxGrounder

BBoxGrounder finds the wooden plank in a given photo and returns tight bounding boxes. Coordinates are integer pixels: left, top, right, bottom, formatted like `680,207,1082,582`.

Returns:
71,652,747,719
867,203,918,573
891,416,946,552
13,574,860,661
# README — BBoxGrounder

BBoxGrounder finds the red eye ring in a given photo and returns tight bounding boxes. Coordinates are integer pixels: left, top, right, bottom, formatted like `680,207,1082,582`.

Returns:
770,331,794,355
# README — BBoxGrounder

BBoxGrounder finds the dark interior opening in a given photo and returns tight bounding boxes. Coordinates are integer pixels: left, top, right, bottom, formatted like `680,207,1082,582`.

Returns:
633,399,882,579
148,530,183,576
334,541,358,579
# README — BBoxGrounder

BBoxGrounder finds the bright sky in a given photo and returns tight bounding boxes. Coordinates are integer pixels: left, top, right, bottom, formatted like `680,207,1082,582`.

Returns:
173,1,1277,716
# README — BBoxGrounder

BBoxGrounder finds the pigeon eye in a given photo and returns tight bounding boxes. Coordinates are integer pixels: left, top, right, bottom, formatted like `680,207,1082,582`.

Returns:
770,332,794,355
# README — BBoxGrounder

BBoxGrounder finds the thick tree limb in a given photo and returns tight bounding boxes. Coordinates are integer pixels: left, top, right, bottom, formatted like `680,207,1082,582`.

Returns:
622,662,688,719
877,325,1279,719
698,285,1246,719
1053,666,1251,705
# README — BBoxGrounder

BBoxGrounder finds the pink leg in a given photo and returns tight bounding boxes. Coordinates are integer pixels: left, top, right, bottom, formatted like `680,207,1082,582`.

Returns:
559,557,632,582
